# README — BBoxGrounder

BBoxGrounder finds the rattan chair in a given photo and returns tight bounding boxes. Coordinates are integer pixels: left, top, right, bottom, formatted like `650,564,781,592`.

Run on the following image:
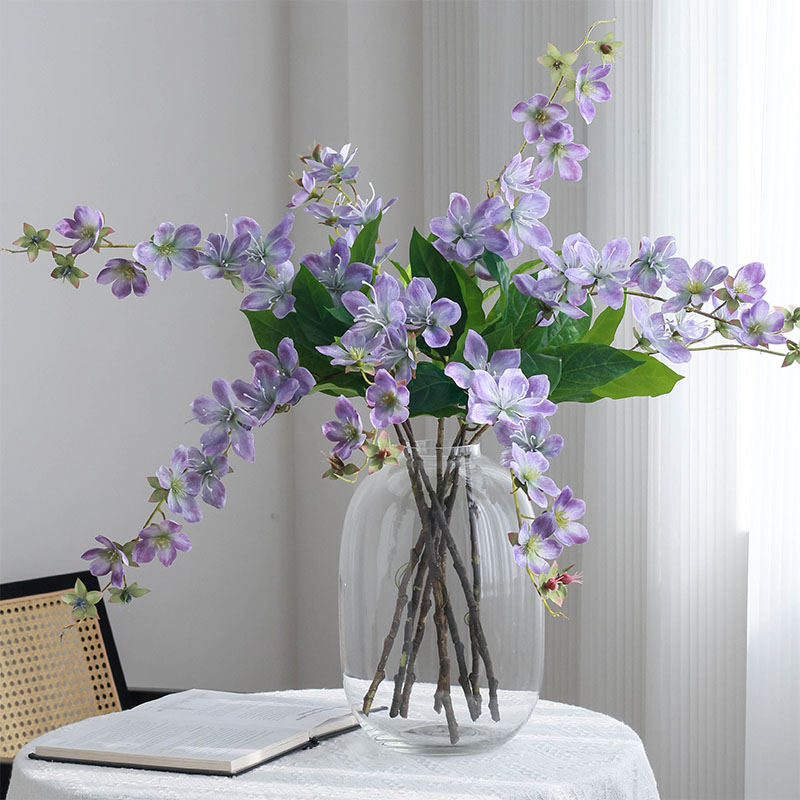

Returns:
0,571,165,798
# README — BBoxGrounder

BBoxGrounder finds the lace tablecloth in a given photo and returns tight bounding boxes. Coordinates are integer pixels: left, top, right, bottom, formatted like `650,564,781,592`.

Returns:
9,689,659,800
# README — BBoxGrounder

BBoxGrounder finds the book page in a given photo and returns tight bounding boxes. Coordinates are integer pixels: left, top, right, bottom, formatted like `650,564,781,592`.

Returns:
35,690,354,765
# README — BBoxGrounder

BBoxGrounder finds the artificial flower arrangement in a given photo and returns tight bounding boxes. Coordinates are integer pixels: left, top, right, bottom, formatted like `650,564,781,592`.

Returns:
7,20,797,743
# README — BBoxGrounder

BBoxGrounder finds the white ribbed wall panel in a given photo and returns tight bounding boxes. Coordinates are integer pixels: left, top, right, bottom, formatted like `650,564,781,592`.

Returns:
647,2,747,797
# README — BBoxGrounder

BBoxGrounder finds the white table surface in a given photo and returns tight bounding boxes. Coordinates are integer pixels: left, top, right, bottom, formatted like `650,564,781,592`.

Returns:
9,688,659,800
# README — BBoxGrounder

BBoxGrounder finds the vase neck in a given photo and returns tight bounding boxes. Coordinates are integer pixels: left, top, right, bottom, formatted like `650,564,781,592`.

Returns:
408,440,481,463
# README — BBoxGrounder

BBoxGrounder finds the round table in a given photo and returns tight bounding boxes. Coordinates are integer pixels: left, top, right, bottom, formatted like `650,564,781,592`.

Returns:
9,689,659,800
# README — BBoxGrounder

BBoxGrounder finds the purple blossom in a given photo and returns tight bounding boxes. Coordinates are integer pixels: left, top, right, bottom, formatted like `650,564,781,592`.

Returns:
375,323,416,382
628,236,684,295
287,171,316,208
81,535,129,589
513,517,562,574
668,310,708,344
631,297,691,363
498,191,553,256
532,125,589,182
523,233,590,310
306,202,356,227
55,206,107,255
663,259,729,313
513,272,588,322
734,300,787,347
304,143,359,183
235,214,294,285
575,62,612,124
185,446,228,509
322,395,365,460
198,232,250,280
495,415,564,466
565,238,630,309
444,329,520,390
249,338,314,405
317,329,382,373
713,262,767,312
511,94,568,143
301,238,371,305
134,223,201,281
240,262,296,318
365,369,409,428
402,277,461,348
429,193,510,264
133,520,191,568
341,273,406,337
233,363,298,425
157,445,203,523
467,369,555,425
509,445,559,507
96,258,149,299
339,190,396,228
191,378,259,462
499,153,541,204
541,486,589,546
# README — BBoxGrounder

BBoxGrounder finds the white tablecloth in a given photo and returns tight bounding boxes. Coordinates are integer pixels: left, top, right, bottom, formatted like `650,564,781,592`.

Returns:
9,689,659,800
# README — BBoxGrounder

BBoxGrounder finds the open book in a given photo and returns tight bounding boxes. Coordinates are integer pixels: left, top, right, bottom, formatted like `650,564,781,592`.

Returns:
32,689,358,776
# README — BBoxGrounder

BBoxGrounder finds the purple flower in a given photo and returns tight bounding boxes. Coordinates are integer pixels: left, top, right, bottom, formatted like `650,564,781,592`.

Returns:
566,238,630,309
499,153,541,204
498,191,553,256
628,236,684,295
734,300,787,347
233,363,298,425
513,517,562,574
133,223,201,281
198,232,250,280
287,171,316,208
663,259,729,313
317,329,382,373
532,125,589,182
306,202,356,227
509,445,559,507
235,214,294,285
240,262,296,318
467,368,555,425
631,297,691,363
365,369,409,428
444,329,520,390
304,143,359,183
402,277,462,348
496,415,563,466
713,262,767,312
81,535,129,589
668,310,708,344
429,193,509,264
55,206,108,255
523,233,591,310
340,191,396,228
96,258,149,299
249,338,314,405
185,446,228,509
541,486,588,546
157,445,203,523
341,273,406,337
301,238,372,305
511,94,568,143
191,379,259,462
133,520,191,568
575,62,612,124
322,396,365,460
513,272,588,322
375,323,416,382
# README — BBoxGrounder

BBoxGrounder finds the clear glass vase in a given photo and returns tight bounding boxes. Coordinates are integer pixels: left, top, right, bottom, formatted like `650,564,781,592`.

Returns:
339,440,544,755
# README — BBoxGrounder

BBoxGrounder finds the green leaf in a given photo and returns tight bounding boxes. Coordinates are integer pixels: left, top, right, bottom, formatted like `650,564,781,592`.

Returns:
23,222,37,238
326,305,354,327
581,297,626,345
521,298,593,351
481,251,510,299
520,351,562,390
591,351,683,400
85,591,102,605
149,487,168,503
408,362,467,418
350,214,381,266
409,230,484,351
548,342,642,403
483,324,514,353
312,380,362,398
146,476,161,490
291,266,348,346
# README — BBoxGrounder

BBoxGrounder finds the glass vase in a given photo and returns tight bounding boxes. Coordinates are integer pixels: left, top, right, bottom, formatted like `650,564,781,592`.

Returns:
339,440,544,755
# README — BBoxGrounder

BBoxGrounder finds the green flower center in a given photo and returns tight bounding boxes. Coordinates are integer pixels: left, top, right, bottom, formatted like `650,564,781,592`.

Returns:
521,466,541,483
733,281,748,295
748,321,764,334
382,391,396,406
120,265,136,280
535,109,549,124
154,534,172,550
687,279,705,294
157,242,176,257
555,509,569,528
